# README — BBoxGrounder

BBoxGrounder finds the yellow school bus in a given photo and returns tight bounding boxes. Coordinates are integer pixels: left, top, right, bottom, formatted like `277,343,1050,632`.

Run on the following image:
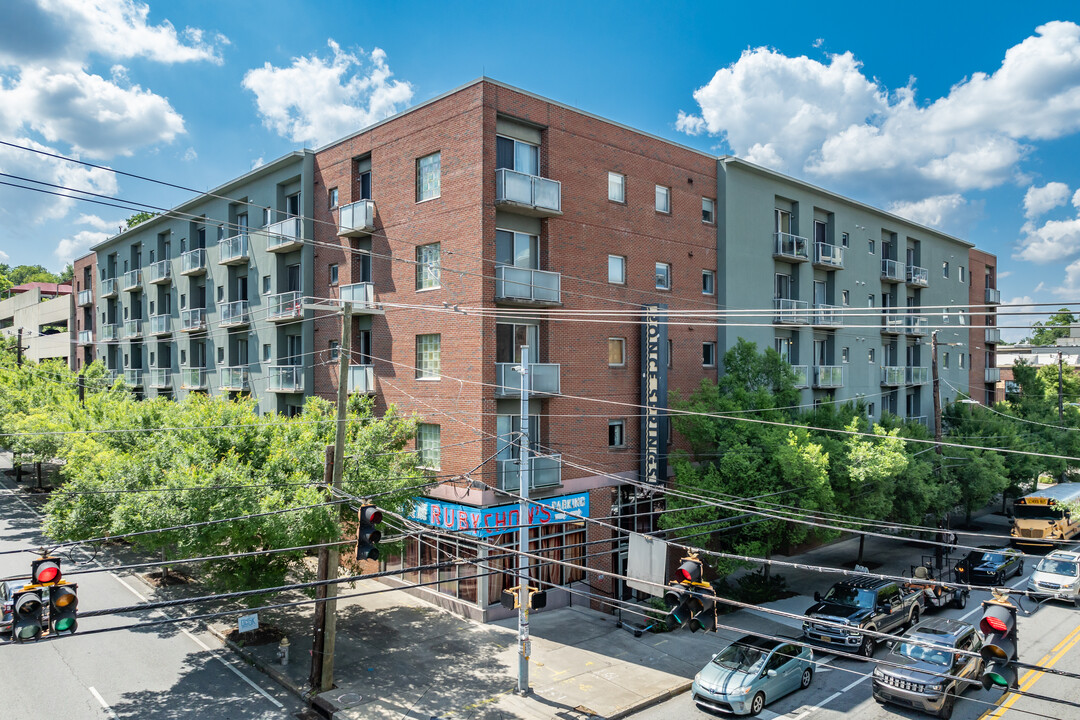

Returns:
1010,484,1080,548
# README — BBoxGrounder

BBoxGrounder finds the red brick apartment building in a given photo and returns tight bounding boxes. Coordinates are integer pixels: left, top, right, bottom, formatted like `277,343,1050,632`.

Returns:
968,249,1003,405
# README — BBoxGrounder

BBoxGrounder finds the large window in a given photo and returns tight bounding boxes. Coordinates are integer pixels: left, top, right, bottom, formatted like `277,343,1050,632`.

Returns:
417,423,441,469
416,334,441,379
655,262,671,290
608,338,626,366
608,255,626,284
496,136,539,175
488,523,586,606
416,243,441,290
608,172,625,203
496,229,538,268
416,152,441,202
409,533,478,604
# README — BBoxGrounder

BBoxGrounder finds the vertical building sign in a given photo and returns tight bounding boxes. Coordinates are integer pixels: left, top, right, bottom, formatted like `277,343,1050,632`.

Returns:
640,304,668,484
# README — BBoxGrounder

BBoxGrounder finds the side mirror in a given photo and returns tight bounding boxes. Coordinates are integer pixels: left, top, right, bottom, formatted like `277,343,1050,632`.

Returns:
766,669,778,678
881,602,893,614
814,591,821,602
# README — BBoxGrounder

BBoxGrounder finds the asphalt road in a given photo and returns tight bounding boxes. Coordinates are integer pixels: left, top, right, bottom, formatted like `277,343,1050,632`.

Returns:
0,472,304,719
629,569,1080,720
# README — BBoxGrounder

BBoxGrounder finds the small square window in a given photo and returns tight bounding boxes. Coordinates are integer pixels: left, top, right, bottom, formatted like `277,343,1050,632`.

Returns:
416,152,441,202
702,269,715,295
329,340,340,360
608,172,625,203
842,290,850,306
655,185,671,213
869,348,876,363
841,232,849,248
329,264,339,285
842,347,850,363
702,197,715,223
608,420,626,448
262,275,270,295
262,344,271,362
655,262,671,290
329,188,339,208
608,338,626,366
943,261,950,278
608,255,626,284
702,342,716,367
869,239,875,254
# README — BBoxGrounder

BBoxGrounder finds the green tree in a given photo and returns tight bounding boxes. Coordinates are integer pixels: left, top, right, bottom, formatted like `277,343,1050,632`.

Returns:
126,211,157,228
59,264,74,284
7,264,61,285
1025,308,1077,346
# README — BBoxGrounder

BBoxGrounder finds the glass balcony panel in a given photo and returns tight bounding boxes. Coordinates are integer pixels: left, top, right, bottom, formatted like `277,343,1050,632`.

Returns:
123,370,142,387
149,259,172,284
812,303,843,327
905,316,929,336
909,415,929,428
267,291,302,321
77,330,93,344
181,248,207,275
813,365,844,388
495,169,562,216
77,290,93,306
881,366,906,386
269,365,304,392
337,201,375,237
494,363,561,397
149,369,170,389
220,367,249,391
881,259,905,282
348,364,375,394
907,367,929,385
791,365,809,389
220,300,250,327
881,312,906,333
813,242,844,268
150,314,170,335
985,287,1001,304
262,216,304,250
773,298,809,324
100,278,117,297
495,266,561,305
497,454,562,492
340,282,374,308
218,234,249,264
101,324,119,342
773,232,809,261
123,319,142,338
985,328,1001,344
181,367,206,389
985,367,1001,383
181,308,206,331
906,265,929,287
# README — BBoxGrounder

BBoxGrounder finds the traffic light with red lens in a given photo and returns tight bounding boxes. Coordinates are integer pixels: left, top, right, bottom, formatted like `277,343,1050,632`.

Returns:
48,583,78,636
979,599,1019,689
11,588,44,643
355,505,383,561
32,557,61,585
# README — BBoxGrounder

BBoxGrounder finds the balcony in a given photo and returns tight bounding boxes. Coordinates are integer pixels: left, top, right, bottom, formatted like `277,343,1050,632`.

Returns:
906,265,929,288
985,327,1001,344
123,319,142,339
77,289,93,307
269,365,304,393
773,298,810,325
811,303,844,328
149,259,172,285
494,169,562,217
337,200,376,238
340,282,377,312
101,323,119,342
265,216,305,251
881,313,906,334
792,365,809,389
181,367,207,390
122,269,142,291
985,367,1001,383
985,287,1001,304
495,363,561,398
150,314,170,336
219,300,250,328
881,366,906,387
218,234,249,265
122,370,142,388
497,454,563,492
267,292,303,322
100,278,118,298
813,242,844,269
180,308,206,332
906,316,929,336
180,248,207,276
813,365,844,389
494,266,561,306
77,330,93,344
909,415,929,428
348,364,375,394
907,367,929,385
220,367,249,392
149,369,170,389
881,259,905,283
773,232,809,262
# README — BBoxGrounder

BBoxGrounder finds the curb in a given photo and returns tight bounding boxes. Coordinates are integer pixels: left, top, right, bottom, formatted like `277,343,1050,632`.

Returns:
605,681,694,720
206,626,313,708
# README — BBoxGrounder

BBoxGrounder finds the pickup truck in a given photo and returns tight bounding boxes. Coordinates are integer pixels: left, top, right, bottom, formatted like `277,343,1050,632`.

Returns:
802,576,925,658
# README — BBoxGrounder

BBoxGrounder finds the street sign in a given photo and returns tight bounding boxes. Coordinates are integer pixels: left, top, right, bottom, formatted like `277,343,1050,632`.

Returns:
238,613,259,633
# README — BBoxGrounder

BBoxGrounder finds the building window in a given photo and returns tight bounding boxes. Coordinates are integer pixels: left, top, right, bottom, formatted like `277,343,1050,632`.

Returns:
655,262,671,290
668,338,673,368
608,338,626,367
841,232,849,248
869,239,875,254
180,293,186,309
262,275,270,295
868,294,875,308
417,424,441,469
959,353,966,369
943,261,950,278
329,188,338,208
702,197,715,223
329,340,340,360
842,347,850,363
868,402,876,417
959,265,966,283
958,309,966,326
944,352,951,369
416,152,441,202
263,344,271,362
702,342,716,367
416,243,441,290
655,185,671,213
329,264,339,286
180,349,186,364
608,255,625,284
217,286,224,302
608,420,625,448
842,290,850,306
702,269,715,295
868,348,876,363
496,136,539,174
942,311,950,324
217,347,225,363
608,172,625,203
416,334,441,378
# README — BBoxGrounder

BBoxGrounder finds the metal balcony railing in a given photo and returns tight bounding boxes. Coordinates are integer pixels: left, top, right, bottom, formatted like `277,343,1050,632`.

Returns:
792,365,809,389
813,242,844,269
812,303,844,327
495,169,562,216
77,290,93,306
909,415,929,428
264,217,304,250
149,369,170,389
181,367,207,390
881,312,906,334
122,269,142,291
985,328,1002,344
495,265,561,305
123,319,142,339
337,200,376,237
495,363,561,397
218,234,249,265
985,367,1001,383
773,232,809,262
348,364,375,394
497,454,562,492
906,265,929,287
150,314,170,336
340,282,375,310
813,365,844,388
267,291,302,322
123,370,142,387
180,308,206,332
773,298,810,325
907,367,929,385
220,367,249,391
906,316,929,336
77,330,93,344
985,287,1001,304
180,248,206,275
268,366,304,393
219,300,250,327
149,259,171,284
881,366,906,386
101,323,119,342
100,278,117,297
881,259,905,282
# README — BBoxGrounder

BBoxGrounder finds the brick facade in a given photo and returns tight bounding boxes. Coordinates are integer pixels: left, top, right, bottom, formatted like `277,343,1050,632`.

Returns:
968,248,1001,404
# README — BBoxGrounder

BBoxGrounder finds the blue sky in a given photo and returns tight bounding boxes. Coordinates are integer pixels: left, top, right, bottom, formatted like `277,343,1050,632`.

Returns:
2,0,1079,340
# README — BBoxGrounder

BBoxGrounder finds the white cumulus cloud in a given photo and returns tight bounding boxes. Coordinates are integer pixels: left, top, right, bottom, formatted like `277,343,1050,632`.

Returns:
243,42,413,147
888,194,971,231
54,229,110,267
1015,217,1080,263
1024,182,1071,219
0,250,9,263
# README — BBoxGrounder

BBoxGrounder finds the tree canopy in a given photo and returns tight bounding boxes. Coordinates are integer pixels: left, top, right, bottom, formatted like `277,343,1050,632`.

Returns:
1024,308,1077,346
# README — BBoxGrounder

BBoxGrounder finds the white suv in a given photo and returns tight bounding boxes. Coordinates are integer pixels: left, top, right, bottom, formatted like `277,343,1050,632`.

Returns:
1028,550,1080,602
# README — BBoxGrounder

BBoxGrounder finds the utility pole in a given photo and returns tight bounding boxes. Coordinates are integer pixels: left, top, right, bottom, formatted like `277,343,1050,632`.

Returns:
311,301,352,694
931,331,942,456
308,444,334,690
1059,352,1064,422
515,345,531,696
78,373,85,407
16,328,23,367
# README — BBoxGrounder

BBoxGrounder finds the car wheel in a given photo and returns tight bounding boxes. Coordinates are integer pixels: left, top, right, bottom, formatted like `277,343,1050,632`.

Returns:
995,571,1004,585
908,606,921,629
860,635,875,659
938,692,955,719
1017,560,1024,577
750,692,766,716
952,591,968,610
800,667,813,690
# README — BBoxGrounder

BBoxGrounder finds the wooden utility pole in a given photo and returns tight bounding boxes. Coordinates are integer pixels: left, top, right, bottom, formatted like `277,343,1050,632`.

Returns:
308,444,335,690
16,328,23,367
932,331,942,456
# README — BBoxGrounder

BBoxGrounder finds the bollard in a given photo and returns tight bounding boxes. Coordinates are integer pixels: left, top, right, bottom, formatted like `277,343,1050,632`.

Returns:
277,637,290,666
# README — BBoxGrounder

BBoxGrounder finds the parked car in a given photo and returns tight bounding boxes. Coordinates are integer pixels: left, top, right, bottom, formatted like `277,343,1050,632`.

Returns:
803,577,924,658
872,617,984,719
692,635,813,716
1027,549,1080,601
954,547,1023,586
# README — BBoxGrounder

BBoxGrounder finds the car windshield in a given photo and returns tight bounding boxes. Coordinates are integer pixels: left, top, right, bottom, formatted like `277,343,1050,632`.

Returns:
1037,559,1080,577
1013,504,1064,520
713,643,765,673
823,586,876,608
969,551,1005,564
896,641,952,667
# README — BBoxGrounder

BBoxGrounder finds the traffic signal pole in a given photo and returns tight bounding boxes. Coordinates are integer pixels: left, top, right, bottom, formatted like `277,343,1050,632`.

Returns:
516,345,531,695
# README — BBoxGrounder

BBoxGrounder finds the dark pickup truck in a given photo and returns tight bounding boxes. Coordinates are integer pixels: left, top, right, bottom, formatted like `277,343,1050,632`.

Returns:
802,577,925,658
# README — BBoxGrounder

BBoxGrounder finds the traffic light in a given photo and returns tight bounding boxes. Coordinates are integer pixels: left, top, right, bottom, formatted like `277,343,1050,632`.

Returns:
32,557,61,585
663,554,714,631
48,583,78,636
676,557,703,583
11,587,44,642
663,585,704,630
500,586,547,610
979,598,1019,689
689,596,717,633
355,505,383,561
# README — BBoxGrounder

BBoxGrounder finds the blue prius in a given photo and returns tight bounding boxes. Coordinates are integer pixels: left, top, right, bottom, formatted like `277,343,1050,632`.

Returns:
692,635,814,715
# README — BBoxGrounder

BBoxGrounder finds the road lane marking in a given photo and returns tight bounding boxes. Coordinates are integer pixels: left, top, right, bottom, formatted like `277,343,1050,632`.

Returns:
109,573,148,602
978,619,1080,720
88,687,118,719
